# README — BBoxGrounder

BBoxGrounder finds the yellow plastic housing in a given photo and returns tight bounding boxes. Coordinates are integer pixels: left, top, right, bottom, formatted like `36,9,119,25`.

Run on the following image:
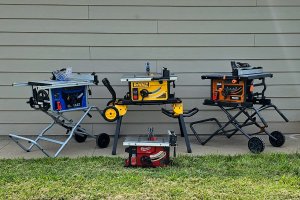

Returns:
130,80,169,102
173,103,183,116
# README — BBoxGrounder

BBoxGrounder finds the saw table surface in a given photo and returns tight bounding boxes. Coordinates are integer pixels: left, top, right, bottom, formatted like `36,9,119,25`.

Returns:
13,80,94,89
123,136,170,147
121,72,177,82
201,72,273,80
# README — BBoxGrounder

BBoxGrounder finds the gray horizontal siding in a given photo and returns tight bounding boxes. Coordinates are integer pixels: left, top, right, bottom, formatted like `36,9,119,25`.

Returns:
0,98,299,111
1,33,300,47
0,72,299,86
0,0,257,6
0,60,299,73
0,46,300,60
4,122,298,136
89,7,300,20
0,1,298,136
1,110,298,124
2,85,300,99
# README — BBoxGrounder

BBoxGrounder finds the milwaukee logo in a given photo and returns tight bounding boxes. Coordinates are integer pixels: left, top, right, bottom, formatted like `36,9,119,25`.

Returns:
140,147,152,151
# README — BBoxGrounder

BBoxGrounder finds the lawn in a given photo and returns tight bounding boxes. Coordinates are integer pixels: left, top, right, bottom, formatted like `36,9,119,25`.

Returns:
0,154,299,200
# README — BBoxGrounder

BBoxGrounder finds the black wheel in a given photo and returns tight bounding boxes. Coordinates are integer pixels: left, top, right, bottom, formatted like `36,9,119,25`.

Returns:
140,156,152,167
102,106,119,122
96,133,110,148
269,131,285,147
74,133,87,143
248,137,265,154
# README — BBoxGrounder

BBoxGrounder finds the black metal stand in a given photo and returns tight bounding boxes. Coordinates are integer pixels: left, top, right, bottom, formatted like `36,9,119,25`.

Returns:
190,103,288,153
162,107,199,153
178,114,192,153
110,108,198,155
112,116,123,155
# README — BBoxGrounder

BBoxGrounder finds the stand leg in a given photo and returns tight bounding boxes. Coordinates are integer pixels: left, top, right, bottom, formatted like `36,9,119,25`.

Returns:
178,115,192,153
178,116,184,137
54,107,94,158
112,116,123,155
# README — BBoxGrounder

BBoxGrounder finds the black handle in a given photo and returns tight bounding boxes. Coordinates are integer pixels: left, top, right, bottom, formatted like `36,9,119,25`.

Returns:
161,107,199,118
182,107,199,117
161,108,174,118
93,74,99,85
102,78,116,102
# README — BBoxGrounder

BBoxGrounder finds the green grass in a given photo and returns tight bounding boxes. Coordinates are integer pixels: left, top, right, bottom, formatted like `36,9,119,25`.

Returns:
0,154,299,200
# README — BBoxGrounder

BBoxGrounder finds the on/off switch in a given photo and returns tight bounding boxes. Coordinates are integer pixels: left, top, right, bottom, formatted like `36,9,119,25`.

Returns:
133,88,138,100
56,101,62,111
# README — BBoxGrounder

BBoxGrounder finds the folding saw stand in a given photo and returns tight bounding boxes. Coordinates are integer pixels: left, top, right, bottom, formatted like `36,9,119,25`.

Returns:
9,73,110,157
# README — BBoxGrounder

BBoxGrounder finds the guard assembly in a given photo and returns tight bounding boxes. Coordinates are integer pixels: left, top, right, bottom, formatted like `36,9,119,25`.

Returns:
9,68,110,157
190,61,289,153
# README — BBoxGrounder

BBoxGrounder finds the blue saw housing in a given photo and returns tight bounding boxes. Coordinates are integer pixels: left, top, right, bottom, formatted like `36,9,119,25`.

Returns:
51,86,88,112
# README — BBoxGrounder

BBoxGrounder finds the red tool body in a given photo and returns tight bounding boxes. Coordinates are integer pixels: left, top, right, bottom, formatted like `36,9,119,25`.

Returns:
123,129,177,168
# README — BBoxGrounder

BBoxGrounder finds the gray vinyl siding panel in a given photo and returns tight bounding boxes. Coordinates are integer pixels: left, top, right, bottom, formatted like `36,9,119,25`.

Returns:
0,20,157,33
0,60,300,73
0,33,255,46
1,72,299,86
158,21,300,33
0,98,299,111
0,0,257,6
0,2,299,136
90,7,300,20
0,5,88,19
2,85,300,99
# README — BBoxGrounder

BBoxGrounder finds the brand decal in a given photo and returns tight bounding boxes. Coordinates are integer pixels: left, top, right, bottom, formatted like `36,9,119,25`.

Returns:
133,82,149,87
140,147,152,151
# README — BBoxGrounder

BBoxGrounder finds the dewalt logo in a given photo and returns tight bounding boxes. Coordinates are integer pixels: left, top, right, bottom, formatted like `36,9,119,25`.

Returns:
132,82,149,87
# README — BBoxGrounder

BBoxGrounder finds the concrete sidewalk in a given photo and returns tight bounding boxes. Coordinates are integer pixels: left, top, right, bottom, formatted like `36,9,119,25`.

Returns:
0,134,299,159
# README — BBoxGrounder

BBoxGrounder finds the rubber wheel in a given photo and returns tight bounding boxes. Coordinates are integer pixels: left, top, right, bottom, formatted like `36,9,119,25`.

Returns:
269,131,285,147
248,137,265,154
103,106,119,122
96,133,110,148
74,133,87,143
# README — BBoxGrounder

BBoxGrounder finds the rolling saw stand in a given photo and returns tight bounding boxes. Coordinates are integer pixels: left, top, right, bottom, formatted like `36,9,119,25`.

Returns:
190,61,289,153
102,66,198,155
9,72,110,157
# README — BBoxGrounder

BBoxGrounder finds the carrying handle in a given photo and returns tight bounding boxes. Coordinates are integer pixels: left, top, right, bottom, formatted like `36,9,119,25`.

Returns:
102,78,116,102
161,108,174,118
182,107,199,117
161,107,199,118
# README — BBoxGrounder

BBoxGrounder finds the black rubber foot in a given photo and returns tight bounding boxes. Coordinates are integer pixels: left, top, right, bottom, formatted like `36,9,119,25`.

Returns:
269,131,285,147
74,133,87,143
248,137,265,154
96,133,110,148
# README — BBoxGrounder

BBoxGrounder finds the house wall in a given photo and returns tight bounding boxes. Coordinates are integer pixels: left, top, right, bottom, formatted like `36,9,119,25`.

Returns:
0,0,299,136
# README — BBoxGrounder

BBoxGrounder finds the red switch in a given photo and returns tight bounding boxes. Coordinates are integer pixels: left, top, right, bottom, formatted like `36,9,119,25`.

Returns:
56,101,62,111
133,88,138,100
